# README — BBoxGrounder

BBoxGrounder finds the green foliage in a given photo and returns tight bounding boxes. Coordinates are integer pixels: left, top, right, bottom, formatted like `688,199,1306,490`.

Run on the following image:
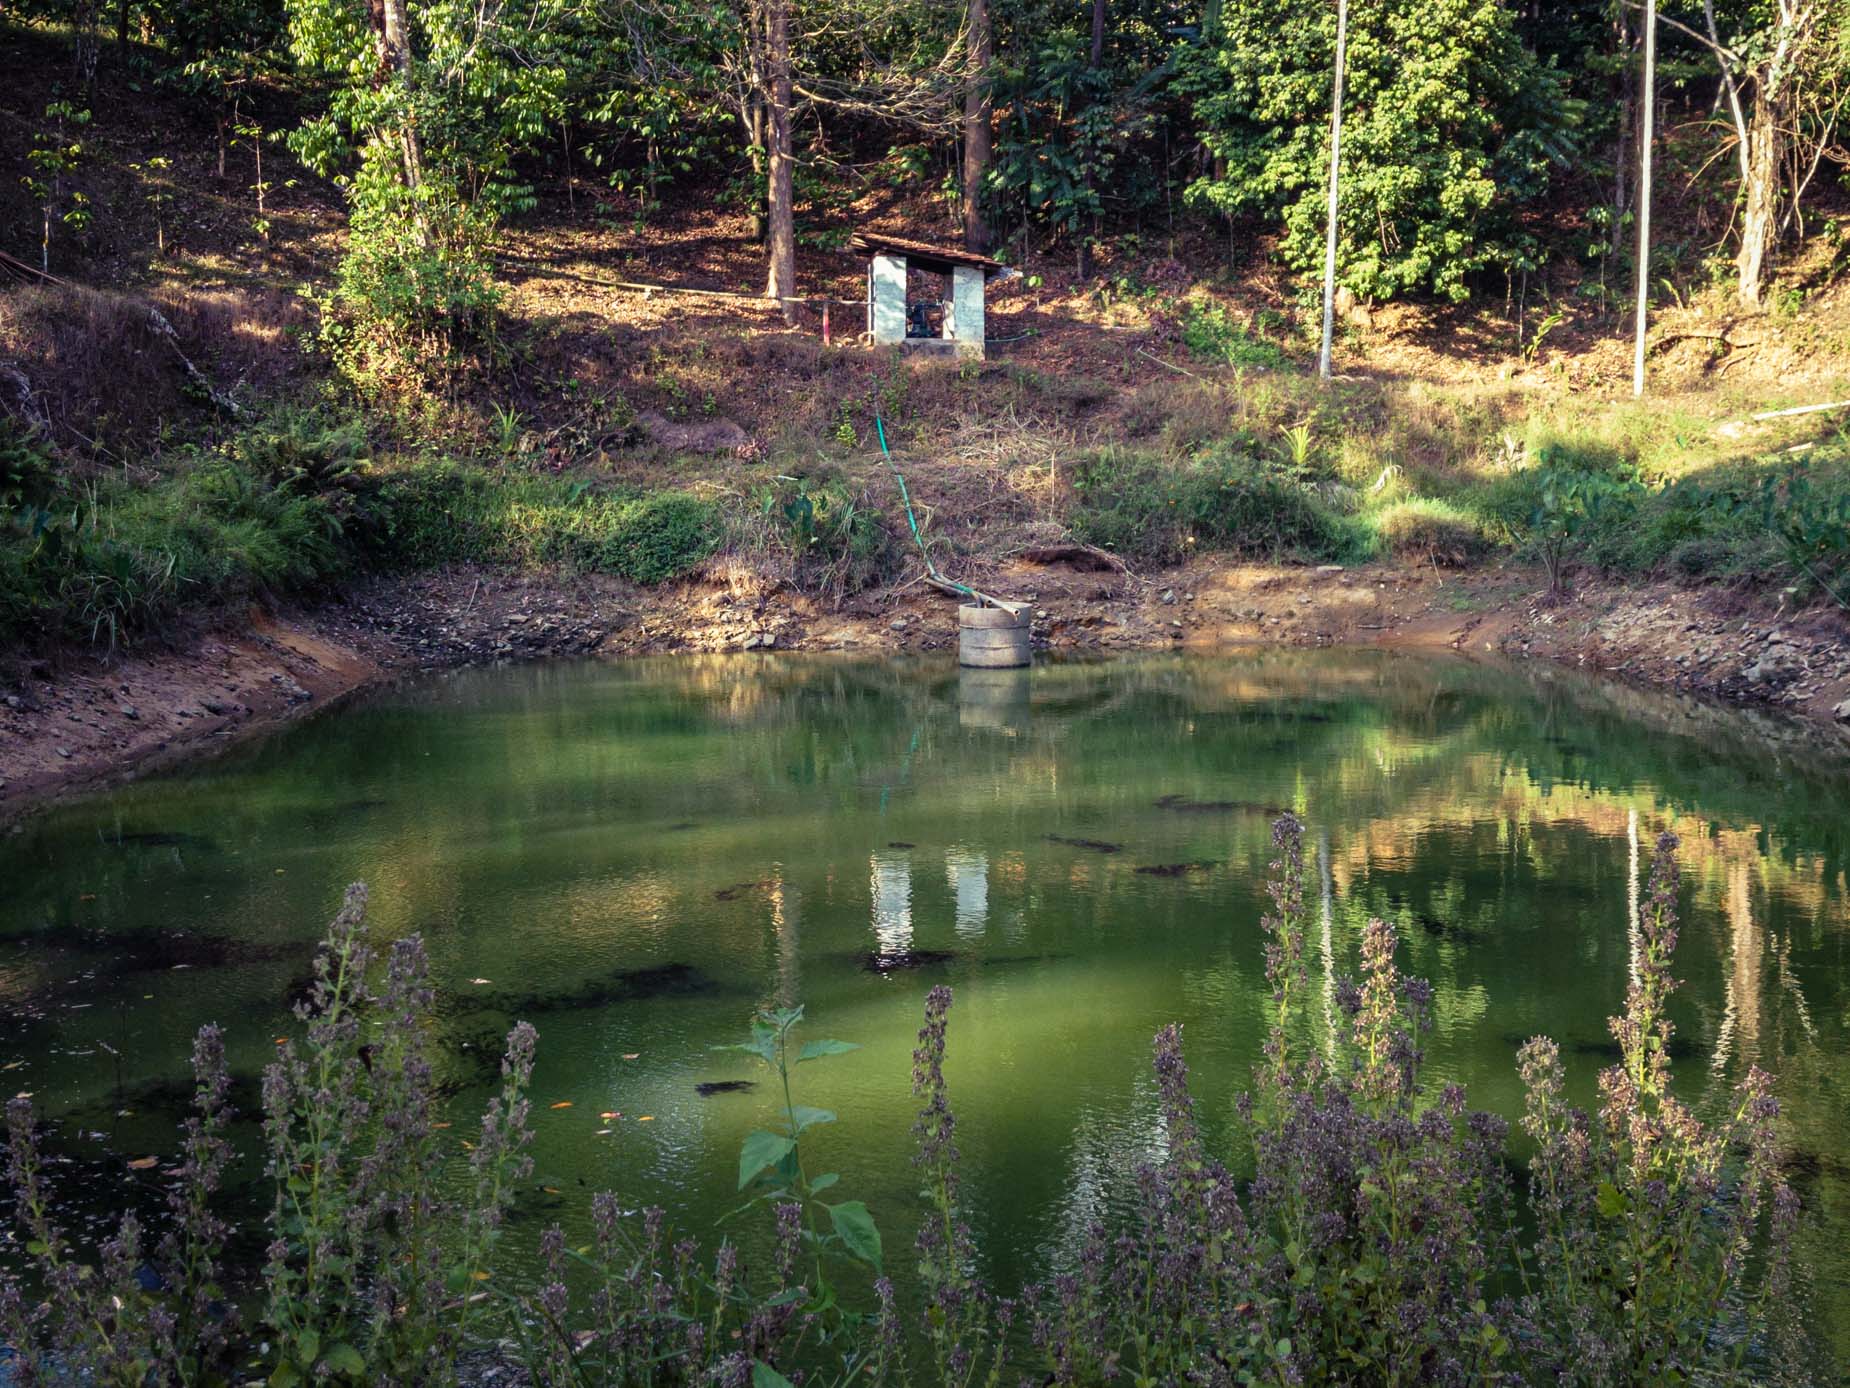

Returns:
371,464,718,584
1184,0,1579,301
1371,496,1489,566
21,100,91,272
318,193,504,389
0,449,348,651
1180,303,1290,369
1068,446,1360,566
755,473,900,598
1714,458,1850,608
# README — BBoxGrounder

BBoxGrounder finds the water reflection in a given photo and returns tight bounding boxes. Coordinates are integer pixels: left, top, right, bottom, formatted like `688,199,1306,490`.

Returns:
1,650,1847,1370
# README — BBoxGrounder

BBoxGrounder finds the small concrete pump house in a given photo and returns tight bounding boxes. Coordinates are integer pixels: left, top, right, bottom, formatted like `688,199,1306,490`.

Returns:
852,231,1008,359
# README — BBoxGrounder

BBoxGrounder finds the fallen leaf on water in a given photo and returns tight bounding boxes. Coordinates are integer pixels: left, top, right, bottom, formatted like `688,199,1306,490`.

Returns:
127,1157,158,1170
274,869,285,875
549,1101,573,1110
599,1111,620,1120
594,1128,612,1135
432,1121,451,1130
461,1140,476,1151
2,1062,23,1072
471,1271,490,1282
542,1186,560,1195
637,1115,654,1122
621,1053,640,1061
469,978,491,985
80,894,96,902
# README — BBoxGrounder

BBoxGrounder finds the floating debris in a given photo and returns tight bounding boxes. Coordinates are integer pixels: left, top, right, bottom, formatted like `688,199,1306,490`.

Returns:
1153,795,1283,816
1134,861,1215,877
862,949,956,974
1045,835,1122,854
694,1080,756,1096
714,879,773,902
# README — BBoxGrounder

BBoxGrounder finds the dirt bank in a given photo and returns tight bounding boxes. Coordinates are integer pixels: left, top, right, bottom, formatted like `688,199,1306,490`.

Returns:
4,557,1849,822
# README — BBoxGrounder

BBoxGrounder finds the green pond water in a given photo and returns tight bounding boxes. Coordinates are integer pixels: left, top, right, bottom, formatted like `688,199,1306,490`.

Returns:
2,650,1848,1369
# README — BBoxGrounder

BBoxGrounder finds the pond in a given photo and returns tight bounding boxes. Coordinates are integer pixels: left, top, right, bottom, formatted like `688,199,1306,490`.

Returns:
2,650,1847,1370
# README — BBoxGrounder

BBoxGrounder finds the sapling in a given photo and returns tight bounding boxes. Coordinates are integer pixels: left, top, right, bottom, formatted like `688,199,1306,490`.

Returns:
22,101,91,272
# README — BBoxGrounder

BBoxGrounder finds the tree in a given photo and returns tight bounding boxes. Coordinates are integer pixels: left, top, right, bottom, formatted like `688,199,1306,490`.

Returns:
1686,0,1849,305
764,0,797,319
1188,0,1579,303
1317,0,1348,379
1632,0,1655,395
963,0,993,252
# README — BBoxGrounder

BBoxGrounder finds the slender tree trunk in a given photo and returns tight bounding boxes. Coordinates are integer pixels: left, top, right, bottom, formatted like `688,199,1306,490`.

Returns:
764,0,797,323
1737,85,1782,306
1611,8,1633,255
115,0,129,49
1319,0,1349,380
1632,0,1655,396
962,0,993,253
1075,0,1106,280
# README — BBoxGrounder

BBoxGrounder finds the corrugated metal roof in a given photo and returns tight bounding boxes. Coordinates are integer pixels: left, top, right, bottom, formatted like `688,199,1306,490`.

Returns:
851,231,1006,274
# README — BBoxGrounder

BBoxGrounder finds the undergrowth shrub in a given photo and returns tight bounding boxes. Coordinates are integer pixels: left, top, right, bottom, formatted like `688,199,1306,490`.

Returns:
1373,497,1491,566
370,463,718,584
1180,302,1291,369
316,198,503,396
1068,446,1359,566
749,471,903,599
0,447,348,649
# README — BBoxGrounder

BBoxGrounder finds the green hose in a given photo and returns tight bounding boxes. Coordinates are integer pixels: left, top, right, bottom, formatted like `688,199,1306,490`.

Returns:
873,410,988,605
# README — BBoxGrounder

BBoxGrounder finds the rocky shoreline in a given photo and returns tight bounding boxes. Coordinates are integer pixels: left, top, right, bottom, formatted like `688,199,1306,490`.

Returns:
4,557,1848,823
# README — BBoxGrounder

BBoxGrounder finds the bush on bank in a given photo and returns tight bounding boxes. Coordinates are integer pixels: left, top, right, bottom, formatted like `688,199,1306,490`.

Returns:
0,414,721,648
0,820,1807,1385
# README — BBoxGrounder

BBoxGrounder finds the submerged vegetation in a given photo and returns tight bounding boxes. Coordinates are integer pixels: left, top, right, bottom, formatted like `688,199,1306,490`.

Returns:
0,818,1805,1384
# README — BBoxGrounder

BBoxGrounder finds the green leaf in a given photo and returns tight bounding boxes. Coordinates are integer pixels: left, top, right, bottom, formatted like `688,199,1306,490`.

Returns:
295,1329,320,1367
321,1342,365,1377
1596,1180,1627,1218
796,1039,858,1063
752,1363,796,1388
738,1130,797,1190
788,1105,836,1134
809,1172,840,1194
825,1199,882,1272
1274,1339,1292,1359
268,1364,302,1388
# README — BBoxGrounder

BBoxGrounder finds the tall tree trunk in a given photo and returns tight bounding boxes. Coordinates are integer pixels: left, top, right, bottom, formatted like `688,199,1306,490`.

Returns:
116,0,129,49
1611,8,1633,256
1632,0,1655,396
1075,0,1106,280
1737,84,1783,306
962,0,992,253
764,0,797,323
747,95,768,243
1318,0,1349,380
368,0,423,198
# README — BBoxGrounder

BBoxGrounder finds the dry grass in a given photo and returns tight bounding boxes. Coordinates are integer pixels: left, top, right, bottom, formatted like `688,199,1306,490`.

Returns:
0,281,311,457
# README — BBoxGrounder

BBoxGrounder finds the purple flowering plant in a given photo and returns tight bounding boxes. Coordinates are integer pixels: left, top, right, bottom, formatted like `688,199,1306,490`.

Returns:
0,825,1809,1385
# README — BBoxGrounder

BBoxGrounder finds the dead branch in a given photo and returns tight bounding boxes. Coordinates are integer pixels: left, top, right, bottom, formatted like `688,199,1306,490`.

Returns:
146,309,246,421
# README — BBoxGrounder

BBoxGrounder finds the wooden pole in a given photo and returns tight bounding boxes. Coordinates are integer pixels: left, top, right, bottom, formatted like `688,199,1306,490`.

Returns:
1632,0,1656,397
1318,0,1349,382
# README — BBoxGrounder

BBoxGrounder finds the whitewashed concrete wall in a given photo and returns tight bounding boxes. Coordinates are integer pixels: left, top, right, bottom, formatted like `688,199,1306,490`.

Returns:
948,264,985,358
870,254,908,344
